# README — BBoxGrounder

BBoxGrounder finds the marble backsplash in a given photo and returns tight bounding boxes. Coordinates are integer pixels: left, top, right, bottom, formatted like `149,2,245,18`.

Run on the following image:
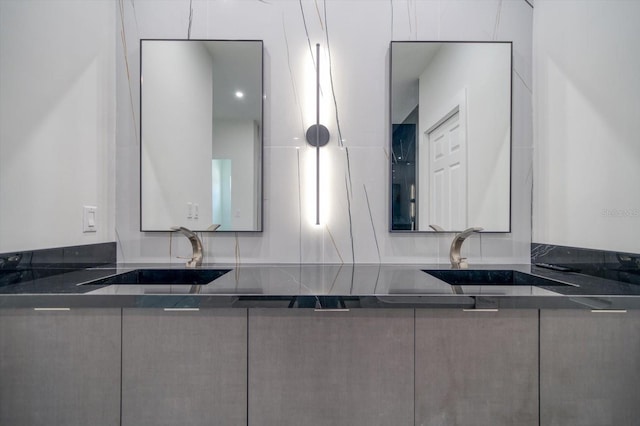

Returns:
115,0,534,264
0,242,116,270
531,243,640,285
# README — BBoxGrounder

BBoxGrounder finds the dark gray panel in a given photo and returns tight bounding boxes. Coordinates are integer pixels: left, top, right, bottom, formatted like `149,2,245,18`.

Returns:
0,241,116,268
248,309,414,426
540,309,640,426
0,308,121,426
415,309,538,426
121,308,247,426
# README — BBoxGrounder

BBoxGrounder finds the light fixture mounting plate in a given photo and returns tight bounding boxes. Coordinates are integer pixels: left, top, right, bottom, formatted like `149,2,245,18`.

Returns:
306,124,330,147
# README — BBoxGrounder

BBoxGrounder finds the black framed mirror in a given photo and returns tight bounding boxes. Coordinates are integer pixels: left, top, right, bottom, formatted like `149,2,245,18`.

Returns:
140,39,263,232
390,41,512,233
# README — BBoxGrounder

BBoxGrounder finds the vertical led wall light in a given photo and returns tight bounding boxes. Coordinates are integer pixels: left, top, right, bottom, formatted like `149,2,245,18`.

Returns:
306,44,330,225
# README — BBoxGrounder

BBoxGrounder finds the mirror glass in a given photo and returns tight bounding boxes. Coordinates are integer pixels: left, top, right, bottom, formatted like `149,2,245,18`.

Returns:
390,41,512,232
141,39,263,232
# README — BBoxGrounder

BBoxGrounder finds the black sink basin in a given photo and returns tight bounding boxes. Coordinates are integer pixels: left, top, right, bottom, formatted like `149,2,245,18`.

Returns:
80,269,231,286
423,269,572,287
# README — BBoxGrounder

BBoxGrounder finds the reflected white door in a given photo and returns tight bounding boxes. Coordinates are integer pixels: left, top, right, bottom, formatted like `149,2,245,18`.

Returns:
427,111,467,230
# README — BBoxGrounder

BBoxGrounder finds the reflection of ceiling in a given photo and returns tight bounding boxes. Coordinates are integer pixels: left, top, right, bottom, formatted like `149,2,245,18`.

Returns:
391,43,440,123
205,41,262,122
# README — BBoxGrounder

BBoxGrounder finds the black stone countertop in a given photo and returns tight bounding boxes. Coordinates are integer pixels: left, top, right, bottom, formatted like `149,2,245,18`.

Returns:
1,263,640,310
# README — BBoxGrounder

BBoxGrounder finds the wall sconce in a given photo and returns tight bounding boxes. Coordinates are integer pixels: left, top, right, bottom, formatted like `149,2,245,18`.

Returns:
306,43,330,225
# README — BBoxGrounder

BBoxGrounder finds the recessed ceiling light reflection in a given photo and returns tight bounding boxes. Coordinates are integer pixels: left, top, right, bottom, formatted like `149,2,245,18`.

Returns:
235,91,244,99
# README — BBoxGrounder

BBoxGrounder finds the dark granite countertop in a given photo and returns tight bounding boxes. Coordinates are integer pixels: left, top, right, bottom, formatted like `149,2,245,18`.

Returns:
1,263,640,310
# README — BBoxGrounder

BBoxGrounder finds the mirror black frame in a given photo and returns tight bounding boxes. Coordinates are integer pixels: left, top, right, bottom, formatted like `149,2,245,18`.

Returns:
139,39,264,233
389,40,513,234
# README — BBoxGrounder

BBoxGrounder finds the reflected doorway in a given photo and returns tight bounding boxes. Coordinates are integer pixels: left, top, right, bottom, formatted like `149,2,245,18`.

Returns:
391,117,417,230
425,110,467,230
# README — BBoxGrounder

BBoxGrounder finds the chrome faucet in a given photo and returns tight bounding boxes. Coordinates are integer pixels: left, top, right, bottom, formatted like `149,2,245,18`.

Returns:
450,227,483,269
170,226,204,268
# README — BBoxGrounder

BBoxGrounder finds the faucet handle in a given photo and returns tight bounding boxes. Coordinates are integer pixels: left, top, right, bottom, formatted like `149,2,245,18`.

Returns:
461,226,484,235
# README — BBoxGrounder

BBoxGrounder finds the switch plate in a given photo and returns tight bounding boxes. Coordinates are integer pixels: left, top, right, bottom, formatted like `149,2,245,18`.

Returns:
83,206,97,233
187,202,193,219
194,203,199,219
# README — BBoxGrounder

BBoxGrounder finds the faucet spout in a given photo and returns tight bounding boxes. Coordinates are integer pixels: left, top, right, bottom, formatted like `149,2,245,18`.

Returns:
170,226,203,268
450,227,483,269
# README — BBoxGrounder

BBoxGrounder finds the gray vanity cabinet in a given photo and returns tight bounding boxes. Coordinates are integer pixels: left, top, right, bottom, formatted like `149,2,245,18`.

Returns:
120,308,247,426
414,309,539,426
540,309,640,426
0,308,121,426
247,309,414,426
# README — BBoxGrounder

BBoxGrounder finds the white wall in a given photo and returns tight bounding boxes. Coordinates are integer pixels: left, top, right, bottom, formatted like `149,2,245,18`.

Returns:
417,43,511,231
212,119,259,230
533,0,640,254
141,41,214,230
116,0,533,264
0,0,115,252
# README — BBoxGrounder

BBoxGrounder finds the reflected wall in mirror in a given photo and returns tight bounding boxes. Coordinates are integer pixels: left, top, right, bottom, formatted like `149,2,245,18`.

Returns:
141,39,263,232
390,41,512,232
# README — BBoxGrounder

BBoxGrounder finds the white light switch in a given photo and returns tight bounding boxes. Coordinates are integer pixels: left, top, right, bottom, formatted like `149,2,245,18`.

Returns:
83,206,97,233
194,203,199,219
187,202,193,219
